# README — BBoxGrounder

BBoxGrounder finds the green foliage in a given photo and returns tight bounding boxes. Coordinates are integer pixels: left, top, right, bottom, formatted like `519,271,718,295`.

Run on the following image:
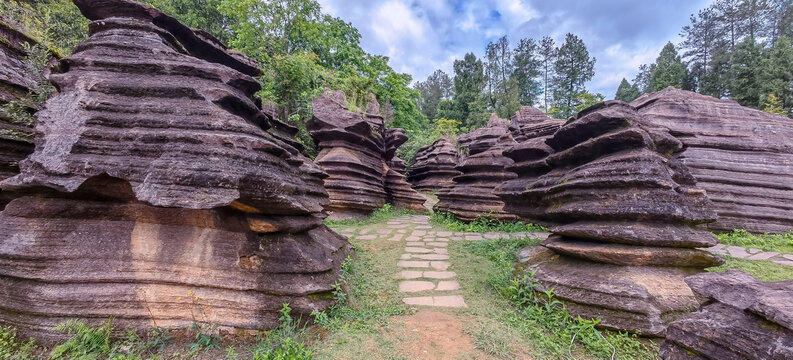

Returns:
729,37,764,107
430,212,547,233
251,304,313,360
415,69,454,119
0,326,36,360
574,91,605,113
648,42,688,92
708,256,793,281
614,78,641,102
188,322,221,354
716,229,793,253
0,0,88,57
552,33,596,119
50,320,113,359
453,53,489,129
145,327,173,352
323,204,420,228
1,42,55,127
763,93,788,115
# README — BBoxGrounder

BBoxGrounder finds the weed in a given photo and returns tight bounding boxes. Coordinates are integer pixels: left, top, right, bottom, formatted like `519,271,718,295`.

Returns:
708,255,793,281
188,322,221,354
145,327,172,352
251,304,313,360
50,319,113,359
430,212,547,233
324,204,420,228
0,325,37,360
716,229,793,254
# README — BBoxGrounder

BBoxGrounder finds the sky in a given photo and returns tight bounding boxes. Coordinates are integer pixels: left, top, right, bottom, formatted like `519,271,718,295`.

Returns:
316,0,712,98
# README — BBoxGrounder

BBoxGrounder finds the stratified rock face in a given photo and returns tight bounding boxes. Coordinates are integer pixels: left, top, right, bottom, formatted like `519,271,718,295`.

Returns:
508,106,564,142
435,114,517,221
308,90,424,218
406,138,460,191
501,101,723,336
632,88,793,234
660,271,793,359
0,0,350,341
0,19,39,208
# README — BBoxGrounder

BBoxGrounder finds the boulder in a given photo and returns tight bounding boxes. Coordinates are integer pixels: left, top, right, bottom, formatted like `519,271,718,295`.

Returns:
508,106,564,142
434,114,517,222
632,88,793,233
500,101,723,336
406,137,460,191
0,0,351,342
308,90,424,218
660,271,793,359
0,18,41,208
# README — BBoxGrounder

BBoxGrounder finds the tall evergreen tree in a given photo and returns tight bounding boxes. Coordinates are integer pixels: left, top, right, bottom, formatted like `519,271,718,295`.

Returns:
649,42,689,91
453,53,488,128
681,8,721,93
760,36,793,112
415,69,453,119
729,37,764,107
538,36,557,112
633,63,655,94
552,33,595,118
513,37,542,107
614,78,641,102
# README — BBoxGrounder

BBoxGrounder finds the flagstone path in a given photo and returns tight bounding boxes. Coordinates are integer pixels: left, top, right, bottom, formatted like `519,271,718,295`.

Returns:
708,243,793,266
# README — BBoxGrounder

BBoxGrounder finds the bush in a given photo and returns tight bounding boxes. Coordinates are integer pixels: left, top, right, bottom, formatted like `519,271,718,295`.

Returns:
430,212,547,233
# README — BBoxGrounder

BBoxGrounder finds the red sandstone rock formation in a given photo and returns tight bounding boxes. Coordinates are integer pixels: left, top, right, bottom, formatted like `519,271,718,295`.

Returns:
406,137,460,191
632,88,793,234
503,101,723,336
0,18,40,208
508,106,564,142
434,114,517,221
308,90,424,218
0,0,350,341
660,271,793,359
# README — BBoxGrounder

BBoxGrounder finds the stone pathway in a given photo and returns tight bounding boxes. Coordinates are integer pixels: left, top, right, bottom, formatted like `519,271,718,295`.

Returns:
709,243,793,267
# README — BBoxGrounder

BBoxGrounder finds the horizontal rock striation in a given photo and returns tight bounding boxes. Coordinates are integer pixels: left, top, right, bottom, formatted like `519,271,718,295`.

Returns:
632,88,793,234
406,137,460,191
0,0,350,341
502,101,723,336
0,18,40,208
508,106,564,142
435,114,517,222
660,270,793,359
308,90,424,218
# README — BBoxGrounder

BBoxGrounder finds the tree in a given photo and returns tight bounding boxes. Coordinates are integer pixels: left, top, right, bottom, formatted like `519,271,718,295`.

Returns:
729,37,764,107
680,8,722,93
415,69,453,119
575,92,605,113
452,53,487,128
513,37,542,107
633,63,655,94
538,36,557,112
760,36,793,112
649,42,688,91
552,33,596,118
614,78,641,102
763,93,789,115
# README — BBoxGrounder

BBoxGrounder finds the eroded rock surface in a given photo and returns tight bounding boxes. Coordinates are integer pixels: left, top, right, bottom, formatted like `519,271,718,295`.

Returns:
0,0,350,341
434,114,517,221
660,270,793,359
0,18,40,208
508,106,564,142
406,138,460,191
501,101,723,336
632,88,793,233
309,90,424,218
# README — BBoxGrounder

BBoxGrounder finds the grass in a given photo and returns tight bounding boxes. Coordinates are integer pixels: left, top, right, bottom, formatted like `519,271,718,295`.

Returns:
708,256,793,281
323,204,421,228
430,211,547,233
451,237,658,360
716,229,793,254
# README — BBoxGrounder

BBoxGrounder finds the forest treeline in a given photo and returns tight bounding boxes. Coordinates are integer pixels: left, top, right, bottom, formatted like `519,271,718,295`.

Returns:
3,0,792,163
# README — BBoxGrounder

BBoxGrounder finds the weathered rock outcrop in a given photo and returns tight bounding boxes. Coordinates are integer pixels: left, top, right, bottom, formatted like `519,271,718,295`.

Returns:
0,0,350,341
0,18,40,208
308,90,424,218
632,88,793,233
435,114,517,221
508,106,564,142
406,137,460,191
660,270,793,359
502,101,724,336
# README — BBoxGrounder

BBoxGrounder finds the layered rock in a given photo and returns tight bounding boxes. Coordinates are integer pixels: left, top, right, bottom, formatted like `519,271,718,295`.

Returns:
0,18,40,208
435,114,517,221
508,106,564,142
660,270,793,359
0,0,350,341
406,137,460,191
308,90,424,218
632,88,793,233
501,101,724,336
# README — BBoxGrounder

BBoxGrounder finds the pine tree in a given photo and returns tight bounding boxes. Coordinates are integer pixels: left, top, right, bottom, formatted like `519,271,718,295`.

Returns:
614,78,641,102
452,53,487,129
681,8,721,93
760,36,793,112
552,33,595,118
415,69,453,119
729,37,764,107
538,36,557,112
763,93,789,115
633,63,655,94
513,38,542,107
649,42,688,91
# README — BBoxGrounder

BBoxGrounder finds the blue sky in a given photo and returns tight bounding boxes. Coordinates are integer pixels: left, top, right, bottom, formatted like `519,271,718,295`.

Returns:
317,0,712,99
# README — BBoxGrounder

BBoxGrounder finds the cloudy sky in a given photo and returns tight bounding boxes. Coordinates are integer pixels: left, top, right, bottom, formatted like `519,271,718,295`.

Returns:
316,0,712,98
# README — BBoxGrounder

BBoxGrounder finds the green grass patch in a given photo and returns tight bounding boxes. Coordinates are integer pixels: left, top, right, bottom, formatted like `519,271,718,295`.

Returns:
707,256,793,281
430,212,547,233
452,237,658,360
716,229,793,254
324,204,420,228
